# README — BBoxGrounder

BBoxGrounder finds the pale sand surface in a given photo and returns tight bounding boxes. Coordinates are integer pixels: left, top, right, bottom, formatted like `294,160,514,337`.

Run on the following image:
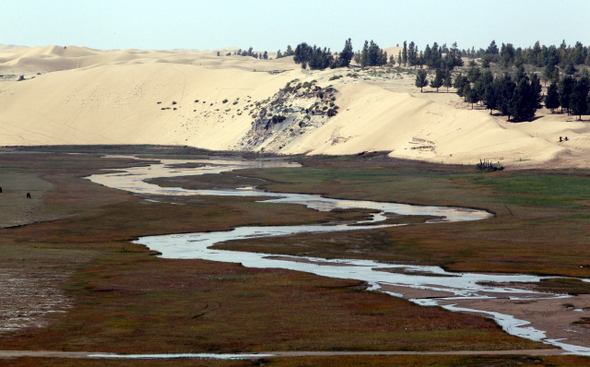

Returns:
1,45,588,169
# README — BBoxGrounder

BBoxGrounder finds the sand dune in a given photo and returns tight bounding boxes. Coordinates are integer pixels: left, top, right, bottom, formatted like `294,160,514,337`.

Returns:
0,45,588,169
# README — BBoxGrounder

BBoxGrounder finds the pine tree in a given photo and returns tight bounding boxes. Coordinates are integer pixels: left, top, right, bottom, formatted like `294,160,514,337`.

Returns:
453,73,469,97
559,75,575,113
495,75,517,118
486,40,499,55
443,69,453,92
408,42,417,67
430,68,444,92
340,38,354,67
360,41,369,67
474,70,493,103
402,41,408,66
483,85,497,114
415,69,429,92
423,44,432,68
530,73,543,110
544,82,560,112
467,67,481,83
510,76,535,122
570,76,590,120
389,54,395,66
464,84,479,109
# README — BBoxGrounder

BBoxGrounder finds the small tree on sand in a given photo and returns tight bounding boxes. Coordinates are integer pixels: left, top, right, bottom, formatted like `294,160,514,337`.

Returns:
415,69,429,92
430,68,444,92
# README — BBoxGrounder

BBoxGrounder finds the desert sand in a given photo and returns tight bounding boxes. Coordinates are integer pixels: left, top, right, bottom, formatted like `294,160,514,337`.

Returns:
1,44,589,169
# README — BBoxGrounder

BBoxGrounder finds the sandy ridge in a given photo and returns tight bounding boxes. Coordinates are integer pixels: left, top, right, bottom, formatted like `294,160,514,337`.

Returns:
1,45,589,169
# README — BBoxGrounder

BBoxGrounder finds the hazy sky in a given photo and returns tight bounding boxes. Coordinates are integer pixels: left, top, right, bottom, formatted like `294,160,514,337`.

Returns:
2,0,589,52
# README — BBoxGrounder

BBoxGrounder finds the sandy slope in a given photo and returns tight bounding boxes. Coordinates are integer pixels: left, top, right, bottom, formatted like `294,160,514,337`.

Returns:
1,45,588,169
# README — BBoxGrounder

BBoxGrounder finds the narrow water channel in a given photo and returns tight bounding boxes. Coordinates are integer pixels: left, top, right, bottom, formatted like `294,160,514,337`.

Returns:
87,156,590,356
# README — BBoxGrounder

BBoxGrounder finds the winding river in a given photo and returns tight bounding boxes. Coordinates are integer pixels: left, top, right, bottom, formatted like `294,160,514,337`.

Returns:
87,156,590,356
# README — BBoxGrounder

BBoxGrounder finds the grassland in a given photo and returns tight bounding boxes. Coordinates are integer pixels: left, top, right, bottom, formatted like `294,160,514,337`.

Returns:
0,147,589,366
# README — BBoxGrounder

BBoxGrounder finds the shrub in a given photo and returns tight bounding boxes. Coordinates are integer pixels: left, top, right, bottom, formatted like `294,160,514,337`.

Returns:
476,159,503,172
271,115,286,123
222,99,228,103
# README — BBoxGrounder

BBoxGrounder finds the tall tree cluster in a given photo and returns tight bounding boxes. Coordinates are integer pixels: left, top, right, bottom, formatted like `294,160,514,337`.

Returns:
452,66,542,122
399,41,463,70
293,43,334,70
292,39,356,70
466,40,590,69
354,40,388,67
545,74,590,120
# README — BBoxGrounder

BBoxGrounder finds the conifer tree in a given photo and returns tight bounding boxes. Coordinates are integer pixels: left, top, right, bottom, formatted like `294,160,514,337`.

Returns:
530,73,543,110
496,75,516,118
570,76,590,120
474,70,493,103
360,41,369,67
340,38,354,67
510,76,535,121
544,82,560,112
402,41,408,66
559,75,575,113
454,73,469,97
415,69,429,92
408,42,417,67
389,54,395,66
430,68,444,92
464,84,479,109
443,69,453,92
483,85,497,114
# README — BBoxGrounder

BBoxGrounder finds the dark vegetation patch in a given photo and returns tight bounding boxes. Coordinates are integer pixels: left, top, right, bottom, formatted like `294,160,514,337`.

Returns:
3,355,590,366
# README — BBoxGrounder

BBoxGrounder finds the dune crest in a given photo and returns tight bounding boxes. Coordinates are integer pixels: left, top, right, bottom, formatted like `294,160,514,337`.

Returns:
1,45,588,169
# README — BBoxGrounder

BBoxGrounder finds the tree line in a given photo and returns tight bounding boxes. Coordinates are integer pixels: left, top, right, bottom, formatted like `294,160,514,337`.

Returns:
418,65,590,122
545,74,590,120
398,41,463,70
292,39,355,70
467,40,590,69
235,47,268,59
450,66,543,122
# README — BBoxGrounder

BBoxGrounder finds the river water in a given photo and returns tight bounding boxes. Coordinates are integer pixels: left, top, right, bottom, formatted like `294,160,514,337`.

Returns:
87,156,590,356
